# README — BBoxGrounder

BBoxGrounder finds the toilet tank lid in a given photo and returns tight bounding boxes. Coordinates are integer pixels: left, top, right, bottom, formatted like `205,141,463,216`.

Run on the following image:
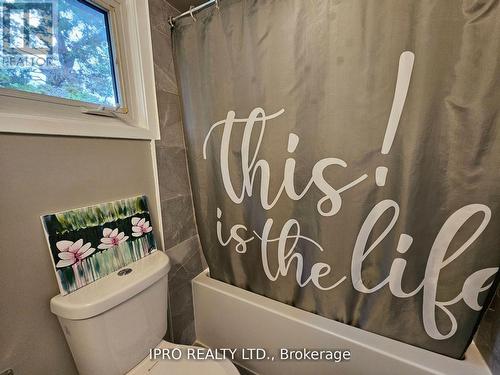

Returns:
50,250,170,320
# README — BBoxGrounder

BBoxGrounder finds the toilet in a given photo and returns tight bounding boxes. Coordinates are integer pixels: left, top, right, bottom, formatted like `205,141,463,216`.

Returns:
50,251,240,375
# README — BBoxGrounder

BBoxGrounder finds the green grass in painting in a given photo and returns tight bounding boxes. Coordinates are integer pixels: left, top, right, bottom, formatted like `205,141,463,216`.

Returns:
54,196,148,234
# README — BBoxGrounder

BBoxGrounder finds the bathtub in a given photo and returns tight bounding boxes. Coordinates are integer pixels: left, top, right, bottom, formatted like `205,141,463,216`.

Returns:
192,270,492,375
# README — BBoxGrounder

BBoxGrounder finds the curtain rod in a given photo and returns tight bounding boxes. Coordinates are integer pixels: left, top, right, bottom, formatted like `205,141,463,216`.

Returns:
170,0,217,25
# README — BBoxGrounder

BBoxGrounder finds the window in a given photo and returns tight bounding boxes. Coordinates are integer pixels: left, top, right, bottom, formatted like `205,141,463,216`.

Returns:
1,0,119,108
0,0,160,140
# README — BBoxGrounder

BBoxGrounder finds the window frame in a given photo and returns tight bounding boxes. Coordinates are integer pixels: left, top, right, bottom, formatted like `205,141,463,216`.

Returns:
0,0,122,111
0,0,160,140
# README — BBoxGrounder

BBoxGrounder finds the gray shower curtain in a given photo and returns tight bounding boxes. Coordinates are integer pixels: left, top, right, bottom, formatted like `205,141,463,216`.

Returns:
173,0,500,358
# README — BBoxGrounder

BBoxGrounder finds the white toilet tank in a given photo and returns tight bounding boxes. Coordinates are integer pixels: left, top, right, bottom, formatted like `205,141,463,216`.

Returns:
50,251,170,375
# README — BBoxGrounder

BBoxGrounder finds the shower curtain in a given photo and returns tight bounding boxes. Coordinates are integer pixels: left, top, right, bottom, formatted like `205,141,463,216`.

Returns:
172,0,500,358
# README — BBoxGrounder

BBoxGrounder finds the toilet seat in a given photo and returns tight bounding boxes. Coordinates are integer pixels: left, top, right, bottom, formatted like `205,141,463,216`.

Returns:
127,340,240,375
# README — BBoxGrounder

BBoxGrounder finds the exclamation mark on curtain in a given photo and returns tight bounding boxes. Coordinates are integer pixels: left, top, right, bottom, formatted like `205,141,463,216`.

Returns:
376,51,415,187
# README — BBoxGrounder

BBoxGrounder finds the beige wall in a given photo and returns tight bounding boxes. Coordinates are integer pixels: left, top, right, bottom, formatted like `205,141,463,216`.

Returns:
0,134,160,375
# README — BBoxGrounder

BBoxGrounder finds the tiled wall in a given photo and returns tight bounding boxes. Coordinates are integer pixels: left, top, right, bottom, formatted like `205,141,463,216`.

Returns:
476,286,500,373
149,0,206,345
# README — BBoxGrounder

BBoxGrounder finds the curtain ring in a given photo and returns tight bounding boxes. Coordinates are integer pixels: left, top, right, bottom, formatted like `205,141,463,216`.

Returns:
168,16,174,28
189,5,197,22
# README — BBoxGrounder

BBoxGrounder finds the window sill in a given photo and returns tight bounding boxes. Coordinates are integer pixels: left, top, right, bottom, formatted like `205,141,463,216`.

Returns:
0,111,156,140
0,88,158,140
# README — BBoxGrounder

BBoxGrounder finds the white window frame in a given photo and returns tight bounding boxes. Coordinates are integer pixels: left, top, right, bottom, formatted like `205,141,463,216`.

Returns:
0,0,160,140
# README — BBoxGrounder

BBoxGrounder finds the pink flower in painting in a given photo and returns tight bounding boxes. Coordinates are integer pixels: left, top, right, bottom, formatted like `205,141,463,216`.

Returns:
131,217,153,237
98,228,129,249
56,239,95,268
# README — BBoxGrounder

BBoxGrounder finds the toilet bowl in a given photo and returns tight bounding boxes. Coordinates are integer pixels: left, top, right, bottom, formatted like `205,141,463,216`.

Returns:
50,251,239,375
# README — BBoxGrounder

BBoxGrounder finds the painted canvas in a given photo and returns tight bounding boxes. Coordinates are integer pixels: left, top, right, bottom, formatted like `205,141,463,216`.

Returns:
41,196,157,295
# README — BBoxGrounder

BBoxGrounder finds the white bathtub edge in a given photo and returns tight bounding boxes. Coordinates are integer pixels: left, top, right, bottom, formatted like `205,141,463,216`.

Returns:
192,269,492,375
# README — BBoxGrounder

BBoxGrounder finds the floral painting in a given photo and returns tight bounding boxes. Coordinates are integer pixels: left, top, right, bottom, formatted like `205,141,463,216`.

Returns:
41,196,157,295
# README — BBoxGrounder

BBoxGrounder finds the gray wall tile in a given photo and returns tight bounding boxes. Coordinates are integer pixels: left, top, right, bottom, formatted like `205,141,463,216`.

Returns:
169,272,196,344
161,195,197,249
149,0,178,36
167,0,206,13
164,233,207,347
150,0,178,95
154,61,178,95
155,91,184,148
168,238,204,344
151,29,173,73
150,0,203,346
166,235,201,279
156,146,191,200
